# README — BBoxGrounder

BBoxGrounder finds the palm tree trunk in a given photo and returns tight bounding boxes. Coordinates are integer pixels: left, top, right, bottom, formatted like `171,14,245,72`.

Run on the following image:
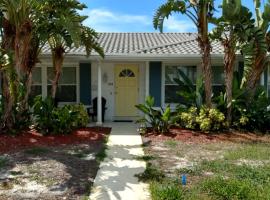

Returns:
51,71,61,99
245,53,267,92
1,73,13,131
51,46,65,100
198,3,212,108
224,44,236,124
1,19,16,131
202,41,213,108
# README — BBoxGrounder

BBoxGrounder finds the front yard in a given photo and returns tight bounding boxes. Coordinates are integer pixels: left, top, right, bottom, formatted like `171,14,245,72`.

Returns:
0,127,110,200
140,128,270,200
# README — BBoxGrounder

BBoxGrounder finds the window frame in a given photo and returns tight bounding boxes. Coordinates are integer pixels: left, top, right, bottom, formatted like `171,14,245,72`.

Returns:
31,66,42,98
162,63,198,107
31,63,80,104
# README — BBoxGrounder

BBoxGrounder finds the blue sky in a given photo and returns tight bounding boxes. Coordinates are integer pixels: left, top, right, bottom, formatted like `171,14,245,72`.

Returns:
79,0,256,32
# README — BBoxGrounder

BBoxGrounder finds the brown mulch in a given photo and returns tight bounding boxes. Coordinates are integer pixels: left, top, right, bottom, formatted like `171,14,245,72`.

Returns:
144,128,270,144
0,127,111,154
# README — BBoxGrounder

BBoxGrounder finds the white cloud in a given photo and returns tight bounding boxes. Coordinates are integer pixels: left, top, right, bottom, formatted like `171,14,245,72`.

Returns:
81,8,196,32
163,16,196,32
82,8,151,32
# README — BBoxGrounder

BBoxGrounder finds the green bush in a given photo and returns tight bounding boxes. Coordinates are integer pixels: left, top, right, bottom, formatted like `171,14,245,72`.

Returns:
136,96,173,133
179,106,226,132
32,96,89,135
232,88,270,132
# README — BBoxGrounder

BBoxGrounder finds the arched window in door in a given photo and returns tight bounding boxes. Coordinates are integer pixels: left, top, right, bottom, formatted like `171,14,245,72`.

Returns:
119,69,135,77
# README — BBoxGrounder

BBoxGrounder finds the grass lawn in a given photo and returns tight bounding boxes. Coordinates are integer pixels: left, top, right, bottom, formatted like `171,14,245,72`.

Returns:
139,129,270,200
0,127,110,200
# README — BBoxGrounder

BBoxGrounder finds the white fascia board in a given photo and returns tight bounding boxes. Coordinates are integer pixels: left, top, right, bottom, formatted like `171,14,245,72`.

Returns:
40,53,243,62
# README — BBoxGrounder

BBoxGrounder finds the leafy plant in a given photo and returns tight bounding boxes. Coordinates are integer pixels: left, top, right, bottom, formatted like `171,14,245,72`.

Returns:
32,95,55,134
32,96,89,135
136,96,173,133
179,106,226,132
171,68,204,109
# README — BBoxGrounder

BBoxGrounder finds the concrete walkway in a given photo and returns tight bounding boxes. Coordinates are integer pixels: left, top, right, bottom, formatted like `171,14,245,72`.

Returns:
89,123,150,200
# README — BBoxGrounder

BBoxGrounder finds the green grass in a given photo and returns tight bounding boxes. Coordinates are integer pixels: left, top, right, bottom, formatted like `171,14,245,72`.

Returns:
143,141,270,200
164,140,178,148
224,143,270,160
24,147,50,155
0,156,8,169
150,181,185,200
200,176,270,200
135,163,165,182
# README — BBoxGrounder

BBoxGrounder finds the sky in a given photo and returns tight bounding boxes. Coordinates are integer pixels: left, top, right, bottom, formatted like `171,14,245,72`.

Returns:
79,0,256,33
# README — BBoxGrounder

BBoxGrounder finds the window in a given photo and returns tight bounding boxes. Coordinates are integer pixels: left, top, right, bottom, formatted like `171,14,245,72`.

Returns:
119,69,135,77
47,67,77,102
212,66,225,97
30,67,42,98
165,65,197,103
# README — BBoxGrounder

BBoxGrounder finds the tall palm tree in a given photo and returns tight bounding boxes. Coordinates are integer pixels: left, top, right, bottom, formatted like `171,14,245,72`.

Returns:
241,0,270,92
154,0,214,108
41,0,104,99
210,0,253,124
0,0,36,130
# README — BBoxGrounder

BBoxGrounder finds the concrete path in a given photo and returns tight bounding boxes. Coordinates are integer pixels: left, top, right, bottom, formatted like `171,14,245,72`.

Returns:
89,123,150,200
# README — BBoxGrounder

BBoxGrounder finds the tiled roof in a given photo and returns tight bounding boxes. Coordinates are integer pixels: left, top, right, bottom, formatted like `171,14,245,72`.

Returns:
42,32,224,56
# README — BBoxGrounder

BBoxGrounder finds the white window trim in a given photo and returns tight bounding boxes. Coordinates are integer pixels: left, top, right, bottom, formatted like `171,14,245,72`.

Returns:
35,63,80,104
162,63,201,110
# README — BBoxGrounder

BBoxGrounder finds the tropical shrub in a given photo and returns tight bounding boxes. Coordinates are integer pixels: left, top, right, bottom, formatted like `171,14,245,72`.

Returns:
179,106,226,132
32,96,89,135
171,69,204,109
64,104,90,128
136,96,173,133
232,88,270,132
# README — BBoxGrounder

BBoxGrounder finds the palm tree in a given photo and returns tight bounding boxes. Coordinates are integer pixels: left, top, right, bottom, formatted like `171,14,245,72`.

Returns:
41,0,104,99
210,0,253,124
0,0,36,130
154,0,214,108
241,0,270,92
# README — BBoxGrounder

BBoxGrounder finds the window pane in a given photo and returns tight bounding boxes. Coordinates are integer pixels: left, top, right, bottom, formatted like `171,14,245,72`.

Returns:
32,67,41,84
165,65,197,103
47,67,76,84
165,66,196,84
165,85,195,104
47,67,54,84
60,67,76,84
47,85,76,102
213,85,225,97
30,85,42,99
212,66,224,85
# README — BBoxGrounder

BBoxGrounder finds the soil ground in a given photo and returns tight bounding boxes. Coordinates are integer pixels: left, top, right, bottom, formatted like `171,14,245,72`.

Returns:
0,127,111,200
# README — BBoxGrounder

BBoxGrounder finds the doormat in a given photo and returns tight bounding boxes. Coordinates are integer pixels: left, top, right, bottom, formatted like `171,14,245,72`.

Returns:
113,120,133,122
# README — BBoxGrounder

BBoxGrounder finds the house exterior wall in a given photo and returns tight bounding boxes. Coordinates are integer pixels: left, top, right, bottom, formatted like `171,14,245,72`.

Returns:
32,55,269,122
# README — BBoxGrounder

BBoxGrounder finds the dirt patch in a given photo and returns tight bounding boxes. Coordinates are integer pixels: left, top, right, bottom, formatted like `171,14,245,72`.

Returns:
0,127,111,200
0,127,111,154
144,128,270,144
142,128,270,176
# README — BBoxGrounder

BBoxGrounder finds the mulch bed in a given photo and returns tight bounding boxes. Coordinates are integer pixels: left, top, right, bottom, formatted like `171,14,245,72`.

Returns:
144,128,270,144
0,127,111,154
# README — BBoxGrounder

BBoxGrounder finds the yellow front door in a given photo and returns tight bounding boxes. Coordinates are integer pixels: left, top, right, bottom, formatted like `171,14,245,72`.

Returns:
115,64,139,117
